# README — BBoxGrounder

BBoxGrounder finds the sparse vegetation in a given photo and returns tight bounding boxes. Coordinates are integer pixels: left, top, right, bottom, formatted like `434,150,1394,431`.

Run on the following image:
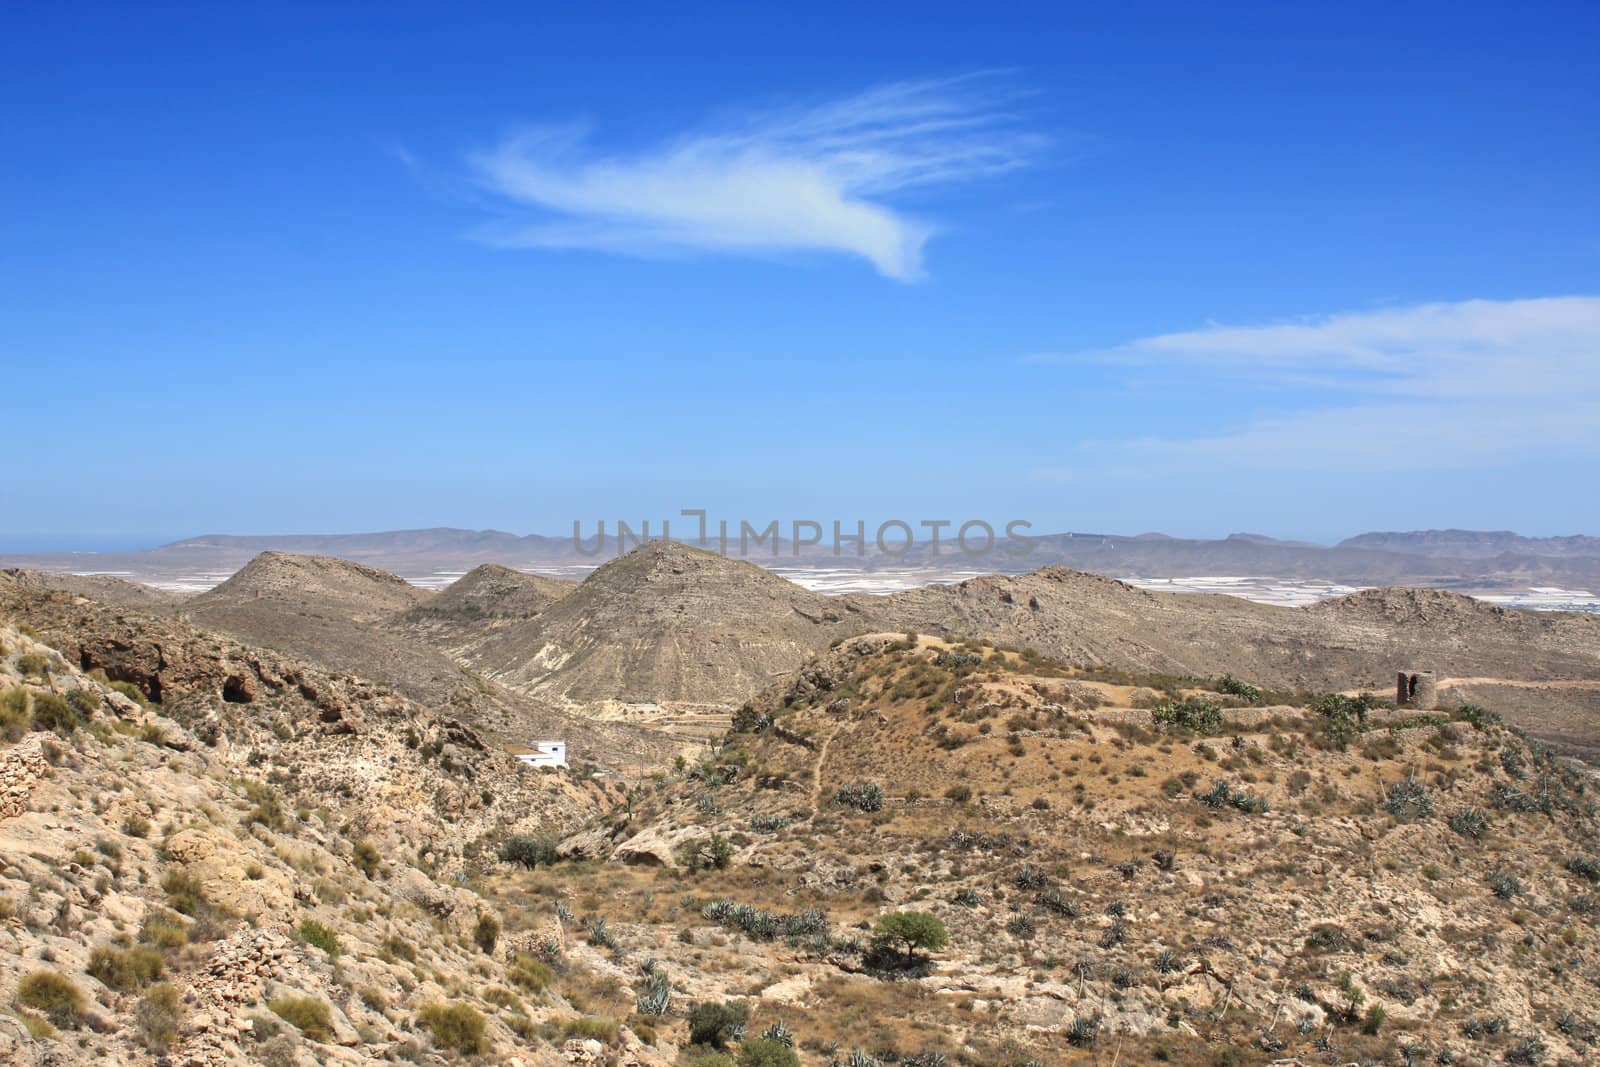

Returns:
135,983,183,1052
269,995,333,1040
298,918,341,957
16,970,85,1028
417,1001,487,1054
87,945,163,991
835,780,884,812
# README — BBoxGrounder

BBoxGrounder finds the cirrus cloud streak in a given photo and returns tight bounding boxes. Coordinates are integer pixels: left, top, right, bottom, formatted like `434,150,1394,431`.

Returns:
467,77,1042,281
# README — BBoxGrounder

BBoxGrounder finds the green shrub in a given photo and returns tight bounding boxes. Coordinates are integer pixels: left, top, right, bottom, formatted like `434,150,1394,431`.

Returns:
687,1000,750,1048
65,688,101,716
683,833,734,871
1151,698,1223,733
682,1052,738,1067
1449,808,1489,840
473,913,499,954
1214,674,1262,703
508,954,553,992
29,692,81,734
88,945,164,991
241,780,287,830
1564,855,1600,883
139,908,190,949
1,687,30,741
135,983,183,1052
561,1015,620,1042
16,970,85,1028
16,652,47,678
352,840,380,879
834,781,883,812
269,995,332,1040
738,1037,801,1067
122,812,152,838
383,934,418,963
298,918,341,957
1312,692,1378,747
499,835,558,869
1488,870,1524,899
162,869,207,916
1380,779,1434,821
417,1001,487,1054
482,986,518,1009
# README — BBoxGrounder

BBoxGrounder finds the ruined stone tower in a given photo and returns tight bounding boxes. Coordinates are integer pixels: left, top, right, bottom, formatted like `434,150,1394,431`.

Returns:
1396,669,1438,710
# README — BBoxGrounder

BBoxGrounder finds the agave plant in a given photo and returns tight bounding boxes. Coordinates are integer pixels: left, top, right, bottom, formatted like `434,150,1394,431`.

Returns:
761,1019,795,1047
635,980,671,1017
586,915,616,949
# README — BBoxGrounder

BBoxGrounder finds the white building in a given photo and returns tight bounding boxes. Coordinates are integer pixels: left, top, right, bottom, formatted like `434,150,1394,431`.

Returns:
516,741,567,769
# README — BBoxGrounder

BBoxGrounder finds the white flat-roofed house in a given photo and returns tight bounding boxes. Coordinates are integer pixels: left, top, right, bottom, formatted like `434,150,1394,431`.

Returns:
517,741,567,769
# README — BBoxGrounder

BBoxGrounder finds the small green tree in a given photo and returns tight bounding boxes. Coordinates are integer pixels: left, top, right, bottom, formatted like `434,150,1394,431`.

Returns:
499,835,558,869
873,911,949,959
687,1000,750,1049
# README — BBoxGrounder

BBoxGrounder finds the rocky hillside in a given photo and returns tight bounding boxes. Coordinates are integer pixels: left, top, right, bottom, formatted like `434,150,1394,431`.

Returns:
405,544,1600,758
470,542,875,706
0,576,679,779
1,568,186,611
186,551,433,625
394,565,576,653
0,614,692,1065
7,562,1600,1066
878,570,1600,717
413,565,574,621
171,551,478,718
535,635,1600,1065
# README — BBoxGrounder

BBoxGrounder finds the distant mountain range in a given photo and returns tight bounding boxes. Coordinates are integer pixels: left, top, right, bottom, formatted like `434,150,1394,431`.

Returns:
3,526,1599,594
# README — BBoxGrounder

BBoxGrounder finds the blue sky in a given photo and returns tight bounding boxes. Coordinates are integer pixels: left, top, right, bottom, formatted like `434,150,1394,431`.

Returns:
3,2,1597,549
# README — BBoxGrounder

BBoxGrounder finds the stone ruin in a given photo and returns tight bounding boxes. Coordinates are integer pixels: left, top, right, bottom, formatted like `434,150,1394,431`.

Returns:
1397,669,1438,710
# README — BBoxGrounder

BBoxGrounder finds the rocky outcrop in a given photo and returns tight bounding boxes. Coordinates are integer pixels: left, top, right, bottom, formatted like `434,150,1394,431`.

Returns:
0,734,48,819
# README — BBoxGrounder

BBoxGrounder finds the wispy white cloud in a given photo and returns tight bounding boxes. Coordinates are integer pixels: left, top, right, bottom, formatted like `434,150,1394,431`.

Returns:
1032,296,1600,475
467,77,1041,281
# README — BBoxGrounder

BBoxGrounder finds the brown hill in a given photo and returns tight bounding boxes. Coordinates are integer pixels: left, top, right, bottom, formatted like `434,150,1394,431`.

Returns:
470,541,875,705
413,563,574,620
0,614,656,1066
1,574,678,777
543,635,1600,1065
391,563,579,658
173,553,488,722
880,568,1600,691
187,550,431,624
1,568,185,611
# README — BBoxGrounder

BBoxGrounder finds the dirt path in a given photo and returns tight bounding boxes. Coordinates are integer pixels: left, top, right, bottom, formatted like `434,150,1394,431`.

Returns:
1439,677,1600,691
811,726,843,807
